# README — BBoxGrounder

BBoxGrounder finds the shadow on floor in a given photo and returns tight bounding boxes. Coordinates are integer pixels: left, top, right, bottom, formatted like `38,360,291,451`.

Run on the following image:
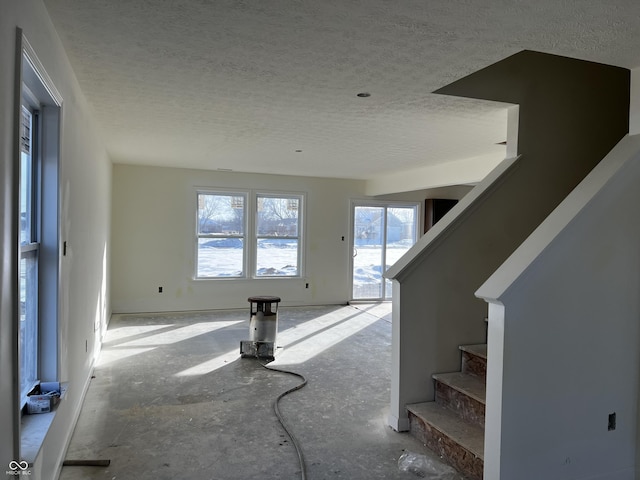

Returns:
59,304,466,480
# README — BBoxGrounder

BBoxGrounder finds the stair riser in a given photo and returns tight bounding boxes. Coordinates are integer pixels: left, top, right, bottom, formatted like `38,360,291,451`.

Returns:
409,411,483,480
461,350,487,380
435,381,485,429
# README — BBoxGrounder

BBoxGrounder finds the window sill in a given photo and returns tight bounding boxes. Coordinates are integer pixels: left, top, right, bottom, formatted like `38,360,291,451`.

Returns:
20,383,67,463
193,276,303,281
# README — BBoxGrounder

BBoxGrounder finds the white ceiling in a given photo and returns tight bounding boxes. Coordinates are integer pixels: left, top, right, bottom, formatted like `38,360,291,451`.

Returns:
42,0,640,188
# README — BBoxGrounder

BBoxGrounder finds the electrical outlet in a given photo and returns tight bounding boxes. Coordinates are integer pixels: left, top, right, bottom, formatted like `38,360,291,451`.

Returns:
158,286,163,293
305,283,309,289
608,412,616,431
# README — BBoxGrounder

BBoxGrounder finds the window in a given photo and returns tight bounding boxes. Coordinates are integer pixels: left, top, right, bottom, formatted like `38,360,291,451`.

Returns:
196,192,247,278
19,105,39,402
255,194,301,277
17,35,62,408
196,191,304,278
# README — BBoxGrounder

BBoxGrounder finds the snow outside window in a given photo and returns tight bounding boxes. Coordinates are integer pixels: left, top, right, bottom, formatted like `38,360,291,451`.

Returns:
255,194,302,277
196,191,304,279
197,192,247,278
19,105,39,403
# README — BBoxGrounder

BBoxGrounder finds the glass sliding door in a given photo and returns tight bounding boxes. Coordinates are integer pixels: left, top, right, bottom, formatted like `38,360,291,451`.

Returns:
353,206,385,299
351,203,419,301
384,206,418,299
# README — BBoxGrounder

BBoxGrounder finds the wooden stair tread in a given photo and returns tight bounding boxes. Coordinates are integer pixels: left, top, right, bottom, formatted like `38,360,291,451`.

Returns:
459,344,487,359
408,401,484,459
433,371,486,404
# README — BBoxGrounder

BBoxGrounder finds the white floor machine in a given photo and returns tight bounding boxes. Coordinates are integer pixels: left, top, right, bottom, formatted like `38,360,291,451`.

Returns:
240,296,280,360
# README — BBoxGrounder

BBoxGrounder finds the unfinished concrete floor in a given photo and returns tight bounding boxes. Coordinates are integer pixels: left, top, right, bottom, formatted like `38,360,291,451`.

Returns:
59,304,466,480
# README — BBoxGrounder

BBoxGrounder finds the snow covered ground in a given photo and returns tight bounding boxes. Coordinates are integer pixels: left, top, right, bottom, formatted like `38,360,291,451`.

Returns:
198,242,413,299
197,239,299,277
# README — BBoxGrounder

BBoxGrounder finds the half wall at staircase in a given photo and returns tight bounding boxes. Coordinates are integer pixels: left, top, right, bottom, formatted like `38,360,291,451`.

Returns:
385,50,630,479
477,134,640,479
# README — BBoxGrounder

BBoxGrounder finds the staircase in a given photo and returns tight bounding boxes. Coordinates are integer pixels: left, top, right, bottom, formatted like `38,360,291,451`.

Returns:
407,344,487,480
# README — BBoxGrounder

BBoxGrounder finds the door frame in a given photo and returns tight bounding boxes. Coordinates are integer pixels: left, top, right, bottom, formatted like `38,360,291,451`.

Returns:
349,199,421,302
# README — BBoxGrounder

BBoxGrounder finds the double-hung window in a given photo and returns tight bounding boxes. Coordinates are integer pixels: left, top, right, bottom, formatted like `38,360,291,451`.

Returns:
196,191,303,278
19,104,39,403
17,34,62,410
255,194,301,277
196,192,247,278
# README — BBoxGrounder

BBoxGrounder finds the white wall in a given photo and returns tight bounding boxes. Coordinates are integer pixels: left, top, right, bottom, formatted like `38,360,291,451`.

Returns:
111,164,368,312
365,152,504,196
0,2,112,478
477,134,640,479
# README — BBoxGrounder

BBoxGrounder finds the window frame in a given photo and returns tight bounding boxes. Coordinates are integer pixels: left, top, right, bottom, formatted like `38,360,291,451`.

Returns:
15,33,62,415
18,101,41,405
254,192,304,278
194,189,305,280
349,199,421,301
195,189,249,279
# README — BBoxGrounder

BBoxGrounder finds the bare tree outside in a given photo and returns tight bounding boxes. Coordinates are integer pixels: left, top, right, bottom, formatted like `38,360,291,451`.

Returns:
257,197,299,236
196,193,302,278
197,193,246,277
256,195,301,276
198,193,244,234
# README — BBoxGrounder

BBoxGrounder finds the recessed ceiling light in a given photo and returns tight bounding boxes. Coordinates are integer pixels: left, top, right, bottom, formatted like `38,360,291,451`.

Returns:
356,92,371,98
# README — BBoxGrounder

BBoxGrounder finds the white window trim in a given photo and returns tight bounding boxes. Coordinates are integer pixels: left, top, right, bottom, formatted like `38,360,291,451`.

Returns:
349,199,421,301
15,28,63,463
195,189,249,279
19,103,40,406
21,36,62,389
194,188,306,280
254,191,305,279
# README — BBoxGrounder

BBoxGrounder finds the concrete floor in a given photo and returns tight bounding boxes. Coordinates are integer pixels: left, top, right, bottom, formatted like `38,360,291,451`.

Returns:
59,304,465,480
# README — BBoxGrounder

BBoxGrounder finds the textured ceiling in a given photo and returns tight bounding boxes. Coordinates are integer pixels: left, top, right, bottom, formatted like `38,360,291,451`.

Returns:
42,0,640,185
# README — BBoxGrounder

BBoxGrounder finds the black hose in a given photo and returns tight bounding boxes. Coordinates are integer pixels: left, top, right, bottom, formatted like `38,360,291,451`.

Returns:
260,360,308,480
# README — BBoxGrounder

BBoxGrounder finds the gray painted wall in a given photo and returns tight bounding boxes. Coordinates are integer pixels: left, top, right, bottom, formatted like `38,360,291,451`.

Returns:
478,134,640,479
386,50,629,430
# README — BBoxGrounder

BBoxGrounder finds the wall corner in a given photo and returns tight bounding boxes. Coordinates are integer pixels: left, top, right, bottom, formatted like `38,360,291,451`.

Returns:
629,68,640,136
